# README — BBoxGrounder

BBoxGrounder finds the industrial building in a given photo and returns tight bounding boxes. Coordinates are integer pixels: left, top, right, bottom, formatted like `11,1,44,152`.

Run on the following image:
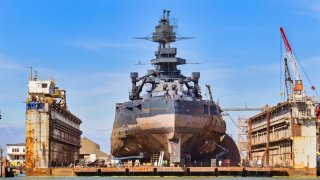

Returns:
245,27,319,176
25,73,82,174
248,100,317,168
79,137,109,163
6,143,26,166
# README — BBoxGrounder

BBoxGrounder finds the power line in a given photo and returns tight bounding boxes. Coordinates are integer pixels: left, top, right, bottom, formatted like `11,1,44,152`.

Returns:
280,32,284,101
225,114,247,142
81,123,112,132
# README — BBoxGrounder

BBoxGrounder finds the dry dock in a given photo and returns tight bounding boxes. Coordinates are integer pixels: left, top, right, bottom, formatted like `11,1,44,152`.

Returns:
25,166,318,177
25,75,82,176
22,25,320,178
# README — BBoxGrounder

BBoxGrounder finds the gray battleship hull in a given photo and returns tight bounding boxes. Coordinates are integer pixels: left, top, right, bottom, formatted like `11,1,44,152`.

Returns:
111,10,240,165
111,97,240,163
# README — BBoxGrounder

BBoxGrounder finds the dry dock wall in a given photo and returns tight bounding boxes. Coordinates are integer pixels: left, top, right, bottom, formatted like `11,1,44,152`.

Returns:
248,100,317,174
26,79,82,176
24,166,317,177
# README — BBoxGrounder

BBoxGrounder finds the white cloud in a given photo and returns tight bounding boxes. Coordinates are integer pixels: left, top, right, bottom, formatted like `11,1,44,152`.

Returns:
299,56,320,66
312,3,320,13
62,71,130,97
0,126,25,152
199,61,279,83
0,54,24,70
71,40,133,49
59,38,151,50
298,2,320,20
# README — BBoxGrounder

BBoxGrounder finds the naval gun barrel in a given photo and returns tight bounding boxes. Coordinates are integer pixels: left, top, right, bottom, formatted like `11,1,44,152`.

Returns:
130,70,156,100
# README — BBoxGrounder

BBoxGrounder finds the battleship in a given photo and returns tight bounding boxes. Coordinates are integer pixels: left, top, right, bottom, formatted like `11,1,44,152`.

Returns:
111,10,240,164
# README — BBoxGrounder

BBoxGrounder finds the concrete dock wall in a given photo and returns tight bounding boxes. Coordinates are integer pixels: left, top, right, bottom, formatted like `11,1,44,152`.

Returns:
25,166,317,177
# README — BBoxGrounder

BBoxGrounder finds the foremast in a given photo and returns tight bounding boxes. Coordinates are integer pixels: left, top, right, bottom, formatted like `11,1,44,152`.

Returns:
130,10,201,100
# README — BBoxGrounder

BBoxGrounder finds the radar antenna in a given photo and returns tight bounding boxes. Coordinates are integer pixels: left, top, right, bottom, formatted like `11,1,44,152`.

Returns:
135,10,194,43
129,10,201,100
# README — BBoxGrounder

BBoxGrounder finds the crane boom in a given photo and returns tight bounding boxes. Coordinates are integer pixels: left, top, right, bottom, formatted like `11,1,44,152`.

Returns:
284,57,293,100
280,27,292,53
280,27,302,81
280,27,306,100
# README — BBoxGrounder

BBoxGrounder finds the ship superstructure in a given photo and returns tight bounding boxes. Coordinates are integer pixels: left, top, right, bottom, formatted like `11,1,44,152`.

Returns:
111,10,240,164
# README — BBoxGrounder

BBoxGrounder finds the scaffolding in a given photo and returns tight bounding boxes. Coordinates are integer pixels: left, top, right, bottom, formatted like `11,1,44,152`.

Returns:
237,116,249,160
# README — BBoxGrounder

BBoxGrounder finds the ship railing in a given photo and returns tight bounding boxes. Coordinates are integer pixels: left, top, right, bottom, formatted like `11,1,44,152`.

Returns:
49,160,241,168
189,161,239,167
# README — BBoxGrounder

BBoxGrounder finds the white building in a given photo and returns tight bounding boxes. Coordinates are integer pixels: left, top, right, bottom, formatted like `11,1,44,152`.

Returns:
7,143,25,166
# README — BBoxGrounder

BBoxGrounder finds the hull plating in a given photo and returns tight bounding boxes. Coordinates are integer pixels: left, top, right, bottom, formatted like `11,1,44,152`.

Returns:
111,98,239,162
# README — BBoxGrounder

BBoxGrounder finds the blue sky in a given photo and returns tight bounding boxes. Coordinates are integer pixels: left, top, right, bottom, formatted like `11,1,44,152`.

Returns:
0,0,319,154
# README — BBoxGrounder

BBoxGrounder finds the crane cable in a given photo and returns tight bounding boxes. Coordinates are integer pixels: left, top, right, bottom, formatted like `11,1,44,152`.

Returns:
81,123,112,132
297,57,319,98
226,114,247,142
292,48,319,98
279,29,319,99
280,33,283,101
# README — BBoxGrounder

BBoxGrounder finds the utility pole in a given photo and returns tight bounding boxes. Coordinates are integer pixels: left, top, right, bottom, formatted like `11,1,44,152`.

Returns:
0,110,2,176
0,146,3,177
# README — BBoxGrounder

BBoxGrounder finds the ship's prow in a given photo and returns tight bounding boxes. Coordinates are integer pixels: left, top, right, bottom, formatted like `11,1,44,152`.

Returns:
110,10,240,165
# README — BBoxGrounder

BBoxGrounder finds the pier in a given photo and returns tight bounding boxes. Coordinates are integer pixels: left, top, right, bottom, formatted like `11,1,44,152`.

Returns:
25,166,318,177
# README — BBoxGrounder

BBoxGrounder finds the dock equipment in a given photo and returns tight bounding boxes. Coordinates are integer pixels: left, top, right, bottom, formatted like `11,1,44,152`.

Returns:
25,70,82,176
246,27,318,176
21,166,316,177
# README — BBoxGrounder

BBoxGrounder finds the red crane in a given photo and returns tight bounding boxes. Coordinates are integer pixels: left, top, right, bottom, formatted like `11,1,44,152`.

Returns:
280,27,316,101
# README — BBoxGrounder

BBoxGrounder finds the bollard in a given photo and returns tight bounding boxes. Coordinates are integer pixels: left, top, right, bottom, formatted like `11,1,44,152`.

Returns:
214,167,219,177
186,167,190,176
97,168,102,176
153,168,157,175
242,167,247,177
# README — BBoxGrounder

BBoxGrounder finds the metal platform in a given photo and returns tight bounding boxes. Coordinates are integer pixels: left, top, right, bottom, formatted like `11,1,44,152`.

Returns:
25,166,318,177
